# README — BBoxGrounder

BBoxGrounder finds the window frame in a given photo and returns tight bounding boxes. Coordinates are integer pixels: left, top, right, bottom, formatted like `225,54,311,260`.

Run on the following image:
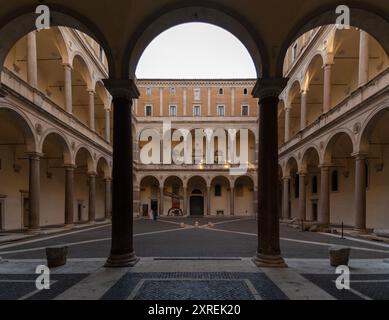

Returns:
144,104,153,117
241,105,250,116
217,105,225,117
193,105,201,117
169,105,177,117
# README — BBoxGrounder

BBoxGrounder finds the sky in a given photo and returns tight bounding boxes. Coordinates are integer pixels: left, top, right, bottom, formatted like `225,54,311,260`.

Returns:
135,23,257,79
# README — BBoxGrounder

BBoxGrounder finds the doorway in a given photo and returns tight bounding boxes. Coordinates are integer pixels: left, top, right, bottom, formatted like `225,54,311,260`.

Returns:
22,194,30,229
190,189,204,216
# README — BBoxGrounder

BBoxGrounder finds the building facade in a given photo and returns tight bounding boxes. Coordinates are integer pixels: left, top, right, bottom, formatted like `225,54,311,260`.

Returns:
278,26,389,231
133,79,259,218
0,27,113,231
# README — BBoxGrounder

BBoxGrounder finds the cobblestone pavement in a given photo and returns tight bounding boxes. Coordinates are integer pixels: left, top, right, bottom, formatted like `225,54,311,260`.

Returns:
0,217,388,300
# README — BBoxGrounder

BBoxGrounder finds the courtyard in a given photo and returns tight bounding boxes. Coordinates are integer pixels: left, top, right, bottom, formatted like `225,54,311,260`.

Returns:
0,217,388,300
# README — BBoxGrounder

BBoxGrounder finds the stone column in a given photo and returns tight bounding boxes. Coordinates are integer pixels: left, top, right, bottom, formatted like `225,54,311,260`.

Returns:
358,30,370,87
28,153,41,231
27,31,38,88
230,186,235,216
207,185,211,216
159,186,164,216
323,64,333,113
300,90,307,130
298,172,307,221
253,78,287,268
319,165,330,226
133,185,140,218
354,154,367,232
88,90,95,131
284,106,291,142
105,109,111,142
105,178,112,220
103,78,139,267
282,177,290,220
63,63,73,114
88,173,96,223
183,187,188,216
64,166,75,226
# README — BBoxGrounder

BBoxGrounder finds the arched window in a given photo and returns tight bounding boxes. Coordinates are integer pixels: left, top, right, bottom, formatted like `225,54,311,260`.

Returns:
312,176,318,194
215,184,222,197
331,170,339,192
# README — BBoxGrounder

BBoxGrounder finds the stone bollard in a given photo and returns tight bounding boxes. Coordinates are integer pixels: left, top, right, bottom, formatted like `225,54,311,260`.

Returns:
180,223,186,228
46,246,68,268
329,246,351,267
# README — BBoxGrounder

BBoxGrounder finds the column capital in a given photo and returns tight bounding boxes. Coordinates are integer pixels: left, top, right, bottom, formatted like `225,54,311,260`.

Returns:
87,89,95,95
26,152,43,160
252,78,288,100
298,171,308,177
104,177,112,182
103,78,140,100
64,164,76,170
282,176,291,181
87,171,98,177
351,152,368,160
318,163,332,170
62,63,73,70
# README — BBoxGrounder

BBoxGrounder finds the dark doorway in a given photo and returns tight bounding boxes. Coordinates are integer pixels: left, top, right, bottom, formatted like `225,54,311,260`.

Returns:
190,189,204,216
23,196,30,229
142,204,149,217
151,200,158,217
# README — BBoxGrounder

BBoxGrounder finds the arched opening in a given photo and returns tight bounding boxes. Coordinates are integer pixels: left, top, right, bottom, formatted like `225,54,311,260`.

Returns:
40,132,71,227
324,132,355,226
234,176,255,216
301,147,320,222
96,157,110,221
163,176,184,216
74,147,94,223
285,157,299,219
0,107,36,231
287,81,302,138
187,176,207,216
210,176,230,216
140,176,160,218
72,55,92,127
278,100,286,145
94,81,111,139
360,107,389,229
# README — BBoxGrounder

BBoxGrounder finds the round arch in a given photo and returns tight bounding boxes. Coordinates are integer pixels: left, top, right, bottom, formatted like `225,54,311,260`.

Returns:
277,5,389,76
124,4,267,78
301,146,321,171
74,145,95,173
0,105,37,152
96,156,111,179
40,130,72,165
71,53,94,90
285,156,299,176
0,5,115,77
323,130,356,164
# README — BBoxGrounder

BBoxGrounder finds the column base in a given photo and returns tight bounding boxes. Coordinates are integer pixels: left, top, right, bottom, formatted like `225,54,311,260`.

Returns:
253,253,288,268
105,252,139,268
64,224,74,229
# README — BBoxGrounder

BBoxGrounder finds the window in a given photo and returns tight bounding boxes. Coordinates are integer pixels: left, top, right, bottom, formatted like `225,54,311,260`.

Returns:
146,88,152,96
215,184,222,197
194,88,201,101
217,105,225,117
99,46,104,61
241,105,249,116
219,88,224,95
170,87,176,96
193,105,201,117
331,170,339,192
312,176,318,194
243,88,248,95
169,105,177,117
145,105,153,117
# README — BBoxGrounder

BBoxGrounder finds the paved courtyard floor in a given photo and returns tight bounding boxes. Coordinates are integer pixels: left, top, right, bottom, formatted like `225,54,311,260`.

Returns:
0,217,388,300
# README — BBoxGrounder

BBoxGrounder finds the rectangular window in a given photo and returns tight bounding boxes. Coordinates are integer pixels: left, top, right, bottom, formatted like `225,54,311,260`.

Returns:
217,105,225,117
215,184,222,197
243,88,248,95
193,105,201,117
169,105,177,117
194,88,201,101
170,87,176,96
146,88,152,96
241,105,249,116
145,105,153,117
219,88,224,95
